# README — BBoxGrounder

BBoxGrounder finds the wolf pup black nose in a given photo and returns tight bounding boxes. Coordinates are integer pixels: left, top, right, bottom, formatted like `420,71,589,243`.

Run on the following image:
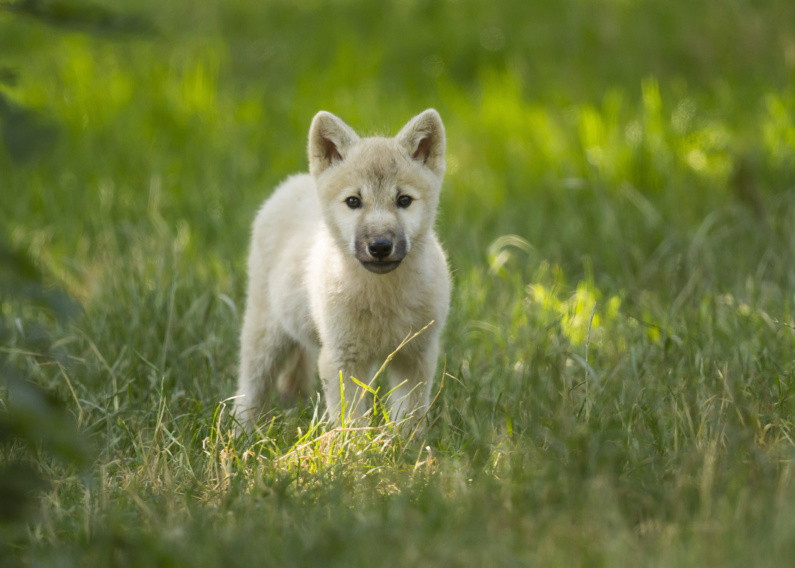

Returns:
368,238,393,259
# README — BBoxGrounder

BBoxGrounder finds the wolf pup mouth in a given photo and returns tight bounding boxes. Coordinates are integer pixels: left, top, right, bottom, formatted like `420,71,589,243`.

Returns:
360,259,402,274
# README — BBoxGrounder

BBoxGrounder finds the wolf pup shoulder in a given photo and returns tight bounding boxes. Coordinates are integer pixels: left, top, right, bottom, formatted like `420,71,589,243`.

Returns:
235,109,451,428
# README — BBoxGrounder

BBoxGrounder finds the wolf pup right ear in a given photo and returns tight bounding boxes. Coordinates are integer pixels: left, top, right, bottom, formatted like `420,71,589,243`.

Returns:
308,111,360,177
396,109,446,178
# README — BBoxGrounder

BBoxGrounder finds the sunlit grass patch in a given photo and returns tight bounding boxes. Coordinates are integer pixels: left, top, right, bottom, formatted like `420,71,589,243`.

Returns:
201,326,448,501
211,421,402,492
195,392,453,513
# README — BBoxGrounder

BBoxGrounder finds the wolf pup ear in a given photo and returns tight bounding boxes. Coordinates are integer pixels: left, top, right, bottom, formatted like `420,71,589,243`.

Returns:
396,109,446,177
308,111,359,177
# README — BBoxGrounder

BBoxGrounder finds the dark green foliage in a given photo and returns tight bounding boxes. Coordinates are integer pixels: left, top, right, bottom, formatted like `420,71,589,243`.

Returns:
0,235,89,561
3,0,155,36
0,93,58,163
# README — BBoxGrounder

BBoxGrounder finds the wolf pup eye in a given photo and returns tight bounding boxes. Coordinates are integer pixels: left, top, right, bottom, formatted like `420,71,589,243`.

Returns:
396,195,413,208
345,196,362,209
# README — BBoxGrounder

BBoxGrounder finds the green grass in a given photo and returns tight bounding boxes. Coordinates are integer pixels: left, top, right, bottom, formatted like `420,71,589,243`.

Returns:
2,0,795,565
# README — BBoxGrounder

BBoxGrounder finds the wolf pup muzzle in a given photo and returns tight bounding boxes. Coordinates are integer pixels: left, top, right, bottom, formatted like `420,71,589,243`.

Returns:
355,234,407,274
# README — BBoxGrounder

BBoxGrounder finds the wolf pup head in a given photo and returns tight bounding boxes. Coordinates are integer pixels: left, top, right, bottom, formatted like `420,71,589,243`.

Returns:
308,110,446,274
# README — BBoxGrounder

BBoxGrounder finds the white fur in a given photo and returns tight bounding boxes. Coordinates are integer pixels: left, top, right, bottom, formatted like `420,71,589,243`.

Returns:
235,109,451,428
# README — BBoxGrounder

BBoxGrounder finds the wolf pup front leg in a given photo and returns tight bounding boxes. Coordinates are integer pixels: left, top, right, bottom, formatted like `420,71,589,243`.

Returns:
236,109,450,429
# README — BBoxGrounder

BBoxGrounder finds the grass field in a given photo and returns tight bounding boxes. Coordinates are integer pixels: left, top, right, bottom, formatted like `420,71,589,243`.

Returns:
2,0,795,565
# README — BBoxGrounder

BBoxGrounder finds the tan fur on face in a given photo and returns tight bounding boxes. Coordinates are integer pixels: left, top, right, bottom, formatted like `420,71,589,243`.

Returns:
236,110,450,428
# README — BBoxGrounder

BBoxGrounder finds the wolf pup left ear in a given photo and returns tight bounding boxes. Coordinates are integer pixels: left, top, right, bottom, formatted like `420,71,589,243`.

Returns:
396,109,446,177
308,111,360,177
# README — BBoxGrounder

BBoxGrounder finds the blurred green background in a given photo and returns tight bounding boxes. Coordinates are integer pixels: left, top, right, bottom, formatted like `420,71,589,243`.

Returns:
3,0,795,565
3,0,794,276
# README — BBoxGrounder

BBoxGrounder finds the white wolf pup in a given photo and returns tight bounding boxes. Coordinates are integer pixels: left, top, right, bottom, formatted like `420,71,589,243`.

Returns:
235,109,451,429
